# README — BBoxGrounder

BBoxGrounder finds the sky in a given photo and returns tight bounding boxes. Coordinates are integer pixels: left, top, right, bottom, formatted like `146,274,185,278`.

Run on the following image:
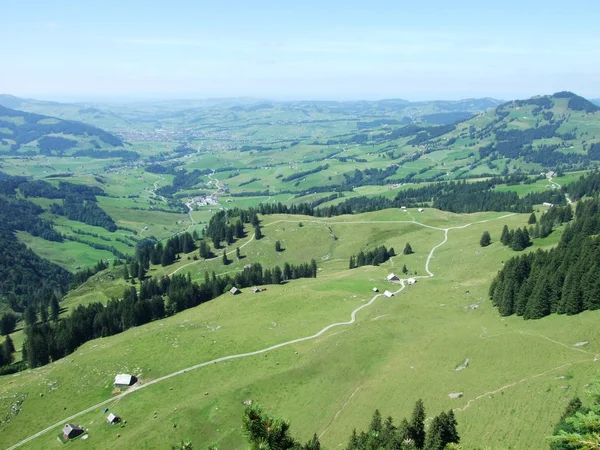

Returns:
1,0,599,102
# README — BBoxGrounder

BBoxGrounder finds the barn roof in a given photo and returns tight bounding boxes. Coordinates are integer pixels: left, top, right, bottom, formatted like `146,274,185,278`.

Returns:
114,374,133,386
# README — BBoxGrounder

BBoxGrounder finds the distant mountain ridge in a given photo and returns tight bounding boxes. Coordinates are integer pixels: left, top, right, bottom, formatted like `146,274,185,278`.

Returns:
0,104,125,155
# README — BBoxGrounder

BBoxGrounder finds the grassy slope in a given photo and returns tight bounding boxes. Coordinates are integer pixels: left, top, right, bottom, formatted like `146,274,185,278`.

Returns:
1,209,597,450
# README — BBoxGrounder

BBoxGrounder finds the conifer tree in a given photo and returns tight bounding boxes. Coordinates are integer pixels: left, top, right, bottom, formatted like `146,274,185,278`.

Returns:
408,399,426,448
123,264,130,280
480,231,491,247
236,247,241,260
403,243,414,255
222,249,229,266
528,212,537,224
51,295,60,322
275,240,282,252
254,225,262,240
500,224,510,245
402,264,408,274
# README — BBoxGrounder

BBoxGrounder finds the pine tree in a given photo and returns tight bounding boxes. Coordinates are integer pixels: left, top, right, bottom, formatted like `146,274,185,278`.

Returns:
50,295,60,321
349,256,356,269
402,264,408,274
2,335,14,365
424,414,444,450
236,247,241,260
480,231,491,247
275,240,282,252
500,224,510,245
254,225,262,240
403,243,414,255
222,250,229,266
0,313,18,335
304,434,321,450
408,399,426,449
369,409,382,434
138,263,146,280
528,212,537,224
123,264,130,280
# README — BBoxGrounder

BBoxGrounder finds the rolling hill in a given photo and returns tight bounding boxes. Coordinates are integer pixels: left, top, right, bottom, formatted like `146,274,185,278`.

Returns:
0,105,130,157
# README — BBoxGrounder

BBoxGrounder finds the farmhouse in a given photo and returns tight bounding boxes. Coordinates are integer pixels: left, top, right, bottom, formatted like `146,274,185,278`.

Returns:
372,287,379,292
62,424,84,440
230,287,241,295
543,202,554,207
386,273,399,282
418,208,424,213
252,287,261,293
407,278,416,285
384,290,394,298
107,413,121,424
114,374,135,387
400,206,407,210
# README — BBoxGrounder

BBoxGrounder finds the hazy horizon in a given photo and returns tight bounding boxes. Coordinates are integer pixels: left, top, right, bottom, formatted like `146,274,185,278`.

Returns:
2,0,600,101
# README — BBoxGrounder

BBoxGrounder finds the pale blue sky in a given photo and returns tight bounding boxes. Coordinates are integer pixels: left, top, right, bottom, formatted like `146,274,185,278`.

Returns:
1,0,599,101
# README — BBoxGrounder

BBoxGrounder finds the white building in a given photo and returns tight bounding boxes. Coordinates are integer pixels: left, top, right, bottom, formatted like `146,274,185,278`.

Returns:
384,290,394,298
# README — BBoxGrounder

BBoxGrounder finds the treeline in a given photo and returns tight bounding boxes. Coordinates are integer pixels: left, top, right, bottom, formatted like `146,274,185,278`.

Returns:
256,175,564,218
23,260,317,368
349,245,395,269
71,149,140,160
52,195,117,231
490,198,600,318
0,196,62,241
282,164,329,183
134,232,196,268
70,260,110,289
0,231,71,312
237,400,459,450
564,170,600,200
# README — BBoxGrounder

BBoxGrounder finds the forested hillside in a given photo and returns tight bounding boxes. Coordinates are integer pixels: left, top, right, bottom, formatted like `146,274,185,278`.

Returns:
0,104,125,155
490,172,600,319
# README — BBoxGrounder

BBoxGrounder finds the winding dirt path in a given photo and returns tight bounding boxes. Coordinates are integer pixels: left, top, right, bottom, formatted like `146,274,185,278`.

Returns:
6,213,513,450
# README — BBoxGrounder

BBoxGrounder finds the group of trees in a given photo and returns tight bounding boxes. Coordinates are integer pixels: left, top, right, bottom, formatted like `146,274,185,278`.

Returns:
349,245,395,269
490,198,600,318
22,259,318,369
0,231,71,313
205,209,252,248
549,383,600,448
52,195,117,231
255,175,566,219
0,334,15,369
499,225,532,251
135,232,196,268
214,400,459,450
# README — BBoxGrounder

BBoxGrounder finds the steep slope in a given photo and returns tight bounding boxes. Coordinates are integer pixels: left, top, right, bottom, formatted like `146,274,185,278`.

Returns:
0,105,125,155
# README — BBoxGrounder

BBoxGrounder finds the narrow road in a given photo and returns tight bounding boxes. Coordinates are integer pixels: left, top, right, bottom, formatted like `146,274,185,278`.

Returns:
6,213,513,450
548,176,572,204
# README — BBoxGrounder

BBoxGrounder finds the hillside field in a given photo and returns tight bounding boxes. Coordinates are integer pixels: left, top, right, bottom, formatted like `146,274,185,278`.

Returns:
1,208,598,450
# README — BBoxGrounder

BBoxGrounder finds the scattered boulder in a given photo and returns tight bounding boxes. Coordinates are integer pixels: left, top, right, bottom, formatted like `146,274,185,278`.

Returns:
243,400,252,406
455,358,470,371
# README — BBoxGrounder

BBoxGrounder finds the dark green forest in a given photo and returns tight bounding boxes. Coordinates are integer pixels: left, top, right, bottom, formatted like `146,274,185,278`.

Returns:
490,198,600,318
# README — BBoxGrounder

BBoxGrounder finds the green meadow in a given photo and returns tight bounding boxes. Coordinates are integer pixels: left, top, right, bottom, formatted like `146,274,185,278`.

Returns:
2,208,597,450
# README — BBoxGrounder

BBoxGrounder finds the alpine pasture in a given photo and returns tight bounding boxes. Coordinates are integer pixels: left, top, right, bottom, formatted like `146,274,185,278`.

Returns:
1,208,597,450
